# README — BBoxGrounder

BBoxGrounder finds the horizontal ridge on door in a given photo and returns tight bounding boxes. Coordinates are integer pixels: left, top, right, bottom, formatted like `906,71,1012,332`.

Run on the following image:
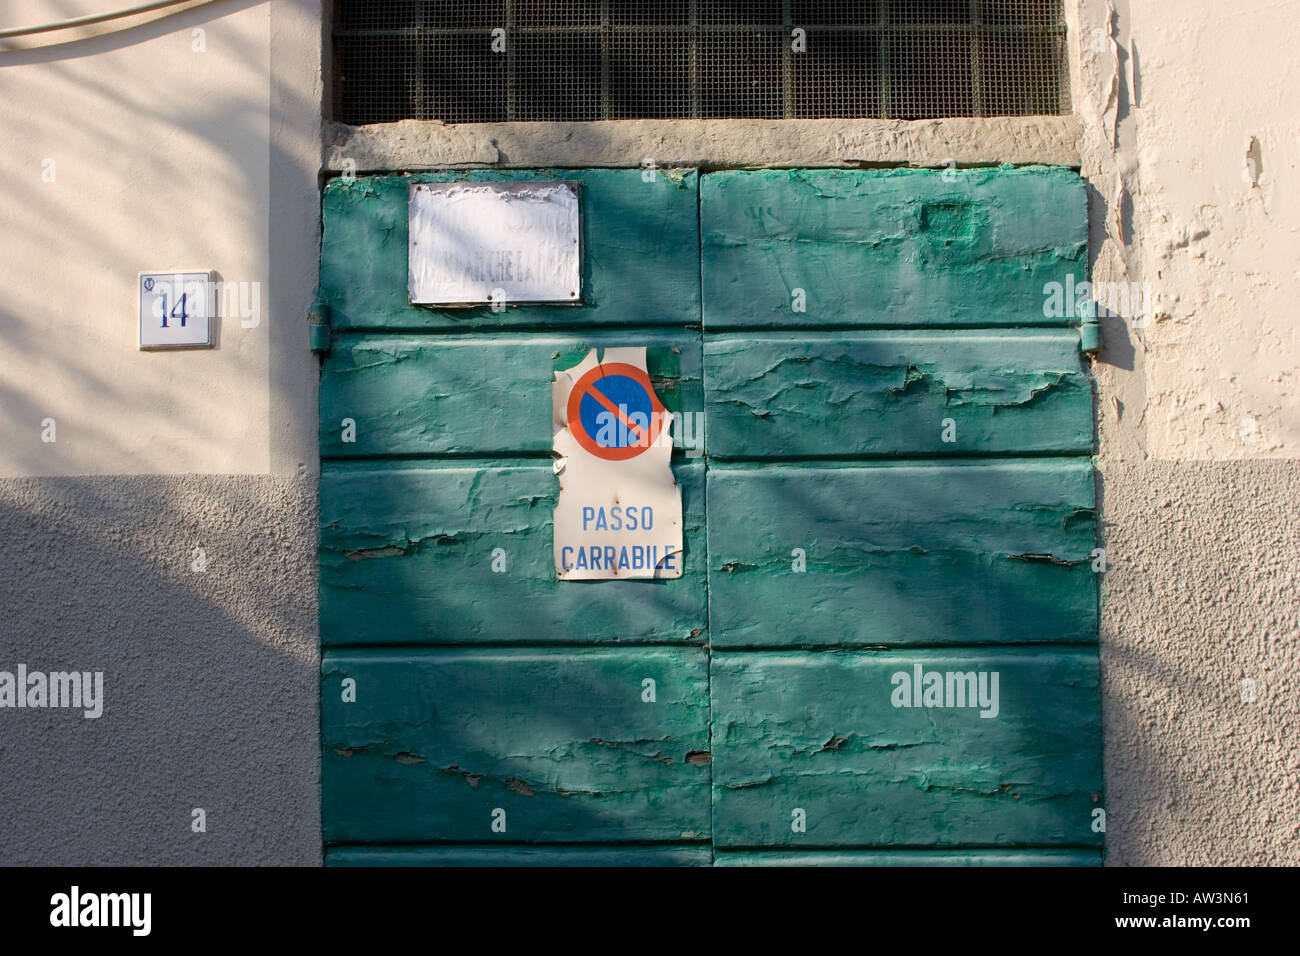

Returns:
707,459,1096,647
714,850,1101,867
704,330,1092,458
326,845,712,867
711,648,1103,848
321,332,703,458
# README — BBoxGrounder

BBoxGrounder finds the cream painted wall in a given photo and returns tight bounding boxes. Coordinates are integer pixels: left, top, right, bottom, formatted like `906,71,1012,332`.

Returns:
0,0,318,477
1131,3,1299,460
1074,0,1300,463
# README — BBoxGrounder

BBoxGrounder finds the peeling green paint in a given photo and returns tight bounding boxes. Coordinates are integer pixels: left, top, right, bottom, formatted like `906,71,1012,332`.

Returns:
318,166,1101,864
321,169,700,330
321,648,711,844
320,460,707,646
715,850,1100,866
711,649,1102,848
701,166,1087,328
320,332,701,457
704,331,1092,458
707,460,1097,647
327,845,713,866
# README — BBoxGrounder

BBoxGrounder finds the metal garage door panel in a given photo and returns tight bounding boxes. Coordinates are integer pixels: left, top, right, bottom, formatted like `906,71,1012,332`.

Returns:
321,169,700,331
714,850,1101,866
320,332,701,458
701,167,1087,329
322,647,711,844
707,460,1096,648
704,331,1092,458
327,845,712,866
320,460,707,646
711,649,1102,848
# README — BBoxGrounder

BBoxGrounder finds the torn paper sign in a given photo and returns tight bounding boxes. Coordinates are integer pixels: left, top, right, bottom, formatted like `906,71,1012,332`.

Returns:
552,347,682,580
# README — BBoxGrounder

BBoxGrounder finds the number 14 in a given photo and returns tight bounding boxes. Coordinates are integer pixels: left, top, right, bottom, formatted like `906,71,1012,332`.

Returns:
158,291,190,328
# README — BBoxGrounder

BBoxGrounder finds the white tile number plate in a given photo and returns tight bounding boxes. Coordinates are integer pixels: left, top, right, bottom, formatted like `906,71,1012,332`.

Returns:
139,272,213,349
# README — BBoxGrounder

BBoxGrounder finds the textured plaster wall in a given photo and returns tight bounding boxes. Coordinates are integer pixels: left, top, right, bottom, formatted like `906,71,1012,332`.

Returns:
1068,0,1300,864
1099,461,1300,865
0,475,320,865
0,1,323,865
1072,0,1300,464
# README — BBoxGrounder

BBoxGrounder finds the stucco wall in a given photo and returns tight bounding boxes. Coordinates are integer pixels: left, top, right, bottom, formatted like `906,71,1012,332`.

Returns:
0,0,322,865
0,0,319,477
1073,0,1300,863
1076,0,1300,464
1099,461,1300,865
0,474,320,865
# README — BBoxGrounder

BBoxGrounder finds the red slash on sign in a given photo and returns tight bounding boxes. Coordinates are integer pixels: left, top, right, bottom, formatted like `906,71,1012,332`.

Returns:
566,362,668,461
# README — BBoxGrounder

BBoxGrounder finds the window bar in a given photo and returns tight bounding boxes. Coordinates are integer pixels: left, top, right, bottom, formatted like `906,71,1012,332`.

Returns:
970,0,985,117
505,0,516,121
413,0,427,119
689,0,701,119
600,0,612,120
1056,21,1070,113
781,0,794,118
877,0,892,118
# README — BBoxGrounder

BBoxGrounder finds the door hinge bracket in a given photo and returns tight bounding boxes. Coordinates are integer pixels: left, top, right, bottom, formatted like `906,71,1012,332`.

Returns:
309,302,331,355
1079,314,1102,354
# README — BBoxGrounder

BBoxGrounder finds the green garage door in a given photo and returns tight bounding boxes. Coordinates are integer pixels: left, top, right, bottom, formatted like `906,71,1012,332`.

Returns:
316,166,1102,866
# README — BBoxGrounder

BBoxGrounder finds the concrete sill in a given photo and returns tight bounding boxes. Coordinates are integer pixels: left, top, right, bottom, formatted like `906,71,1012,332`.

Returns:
323,116,1083,173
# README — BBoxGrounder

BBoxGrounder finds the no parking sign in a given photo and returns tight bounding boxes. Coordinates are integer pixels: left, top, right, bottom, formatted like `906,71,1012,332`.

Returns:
567,362,668,460
552,347,683,580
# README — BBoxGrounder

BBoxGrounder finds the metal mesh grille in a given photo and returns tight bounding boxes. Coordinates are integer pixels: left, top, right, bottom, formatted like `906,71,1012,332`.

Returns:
332,1,1069,124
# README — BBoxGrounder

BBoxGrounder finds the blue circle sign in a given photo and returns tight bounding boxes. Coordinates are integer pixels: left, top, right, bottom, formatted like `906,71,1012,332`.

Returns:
566,362,667,461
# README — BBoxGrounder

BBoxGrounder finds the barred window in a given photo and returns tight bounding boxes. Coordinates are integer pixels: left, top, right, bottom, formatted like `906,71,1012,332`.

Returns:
332,1,1070,124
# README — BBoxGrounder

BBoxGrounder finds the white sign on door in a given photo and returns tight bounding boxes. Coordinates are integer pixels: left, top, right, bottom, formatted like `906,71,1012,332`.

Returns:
408,181,581,306
552,347,683,581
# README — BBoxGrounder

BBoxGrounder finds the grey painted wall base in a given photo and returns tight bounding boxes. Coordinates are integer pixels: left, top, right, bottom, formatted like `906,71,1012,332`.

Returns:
1100,459,1300,865
0,475,319,866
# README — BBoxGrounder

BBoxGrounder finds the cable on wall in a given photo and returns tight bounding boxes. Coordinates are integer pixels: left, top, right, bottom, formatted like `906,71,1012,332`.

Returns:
0,0,220,40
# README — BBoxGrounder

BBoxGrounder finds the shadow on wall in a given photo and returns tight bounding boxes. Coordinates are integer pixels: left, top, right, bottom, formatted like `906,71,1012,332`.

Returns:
1,2,1119,862
0,473,319,865
1095,462,1300,866
0,0,323,864
0,0,316,476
